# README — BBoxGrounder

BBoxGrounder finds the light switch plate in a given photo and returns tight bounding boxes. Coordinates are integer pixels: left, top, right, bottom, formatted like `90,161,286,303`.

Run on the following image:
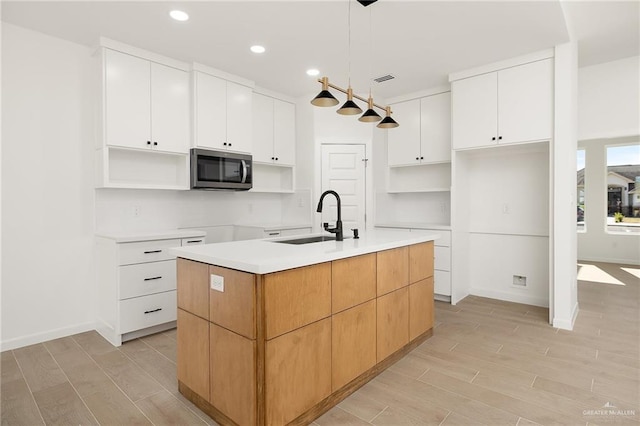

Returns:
210,274,224,292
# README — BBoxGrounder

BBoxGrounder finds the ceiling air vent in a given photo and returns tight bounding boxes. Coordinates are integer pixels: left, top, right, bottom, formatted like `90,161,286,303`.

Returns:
373,74,395,84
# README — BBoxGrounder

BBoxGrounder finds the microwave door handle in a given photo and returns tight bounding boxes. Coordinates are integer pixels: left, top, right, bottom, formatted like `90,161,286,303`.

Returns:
241,159,248,184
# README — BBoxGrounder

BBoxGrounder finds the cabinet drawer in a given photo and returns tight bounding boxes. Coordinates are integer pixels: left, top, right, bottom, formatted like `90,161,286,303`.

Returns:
181,237,205,246
119,260,176,300
434,246,451,271
434,270,451,296
119,290,177,334
118,239,180,265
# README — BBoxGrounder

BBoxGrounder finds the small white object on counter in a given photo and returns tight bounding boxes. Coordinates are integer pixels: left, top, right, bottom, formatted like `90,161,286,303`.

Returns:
169,229,440,274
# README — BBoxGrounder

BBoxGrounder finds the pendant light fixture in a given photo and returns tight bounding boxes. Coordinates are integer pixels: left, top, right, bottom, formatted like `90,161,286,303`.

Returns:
311,77,339,107
377,106,399,128
309,0,398,128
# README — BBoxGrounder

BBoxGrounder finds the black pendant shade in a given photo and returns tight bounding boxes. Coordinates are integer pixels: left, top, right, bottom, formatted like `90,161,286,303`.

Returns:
311,90,339,107
377,115,399,128
337,99,363,115
359,108,382,122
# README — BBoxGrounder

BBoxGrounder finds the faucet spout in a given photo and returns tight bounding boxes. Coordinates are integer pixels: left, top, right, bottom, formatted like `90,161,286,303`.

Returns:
316,190,343,241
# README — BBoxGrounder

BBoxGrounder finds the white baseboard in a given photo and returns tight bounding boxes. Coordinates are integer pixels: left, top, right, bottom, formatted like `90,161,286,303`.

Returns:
468,288,549,308
553,301,579,330
578,256,640,266
1,321,95,351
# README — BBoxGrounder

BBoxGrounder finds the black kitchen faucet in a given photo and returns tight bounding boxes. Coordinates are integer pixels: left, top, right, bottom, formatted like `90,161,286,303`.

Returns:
316,190,343,241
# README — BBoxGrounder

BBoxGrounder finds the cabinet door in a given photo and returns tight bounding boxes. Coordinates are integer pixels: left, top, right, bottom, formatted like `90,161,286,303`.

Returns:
377,287,409,362
105,49,151,150
387,99,421,166
273,100,296,166
266,319,331,425
252,93,274,163
177,309,209,400
451,72,498,150
331,300,376,390
226,81,253,153
150,63,190,153
194,72,227,150
498,59,553,144
420,92,451,163
409,277,434,340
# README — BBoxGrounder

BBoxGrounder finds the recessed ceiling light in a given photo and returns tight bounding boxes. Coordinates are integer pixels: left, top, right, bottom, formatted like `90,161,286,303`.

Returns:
169,10,189,21
250,45,266,54
306,69,320,76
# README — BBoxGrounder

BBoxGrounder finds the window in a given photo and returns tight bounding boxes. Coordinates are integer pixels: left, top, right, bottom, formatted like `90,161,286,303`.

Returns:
606,144,640,234
577,149,585,232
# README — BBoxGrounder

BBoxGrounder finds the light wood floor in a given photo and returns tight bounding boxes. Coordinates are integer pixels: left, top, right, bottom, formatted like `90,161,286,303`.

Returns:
2,261,638,425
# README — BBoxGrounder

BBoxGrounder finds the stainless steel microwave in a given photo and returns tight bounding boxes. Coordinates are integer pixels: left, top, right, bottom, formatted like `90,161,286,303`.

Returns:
190,148,252,190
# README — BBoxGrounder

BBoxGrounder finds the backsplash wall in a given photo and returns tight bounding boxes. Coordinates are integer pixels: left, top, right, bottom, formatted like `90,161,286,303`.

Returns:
95,188,312,234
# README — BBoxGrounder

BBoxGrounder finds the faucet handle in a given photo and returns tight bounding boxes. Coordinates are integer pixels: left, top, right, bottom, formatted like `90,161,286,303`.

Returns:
352,228,359,239
323,222,329,230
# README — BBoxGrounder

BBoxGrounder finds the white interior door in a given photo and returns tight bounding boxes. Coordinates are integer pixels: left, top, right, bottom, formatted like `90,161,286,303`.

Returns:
320,144,366,234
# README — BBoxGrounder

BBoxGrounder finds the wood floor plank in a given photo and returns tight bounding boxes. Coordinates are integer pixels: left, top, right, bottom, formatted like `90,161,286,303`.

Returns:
1,350,23,383
32,382,98,426
139,332,177,363
372,369,519,425
418,369,573,426
92,349,164,402
338,387,388,422
43,336,81,355
135,389,207,425
440,411,482,425
119,338,178,393
314,406,372,425
12,344,68,393
72,331,118,356
1,376,44,425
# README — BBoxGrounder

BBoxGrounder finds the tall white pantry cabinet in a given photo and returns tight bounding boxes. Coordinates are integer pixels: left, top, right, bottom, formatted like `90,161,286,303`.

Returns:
449,50,555,312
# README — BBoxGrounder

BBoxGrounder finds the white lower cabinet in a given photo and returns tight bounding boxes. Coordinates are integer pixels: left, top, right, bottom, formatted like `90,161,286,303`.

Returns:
96,230,206,346
233,225,312,241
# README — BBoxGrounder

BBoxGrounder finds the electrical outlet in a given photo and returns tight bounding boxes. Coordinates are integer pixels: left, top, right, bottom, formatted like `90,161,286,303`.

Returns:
502,203,510,214
513,275,527,287
133,206,141,217
440,202,446,214
210,274,224,292
298,197,304,207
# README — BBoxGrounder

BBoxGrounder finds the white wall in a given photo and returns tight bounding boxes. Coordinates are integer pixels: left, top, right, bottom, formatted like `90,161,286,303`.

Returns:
576,56,639,265
1,23,96,350
578,56,640,141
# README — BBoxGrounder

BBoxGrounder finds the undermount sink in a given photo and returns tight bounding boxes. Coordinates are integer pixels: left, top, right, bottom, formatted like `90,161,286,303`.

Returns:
273,235,347,245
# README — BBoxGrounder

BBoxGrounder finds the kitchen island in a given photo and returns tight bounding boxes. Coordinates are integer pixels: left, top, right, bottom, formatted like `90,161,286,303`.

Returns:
170,230,438,426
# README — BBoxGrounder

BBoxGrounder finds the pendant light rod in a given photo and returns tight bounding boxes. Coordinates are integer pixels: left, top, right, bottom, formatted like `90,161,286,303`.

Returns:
317,78,390,113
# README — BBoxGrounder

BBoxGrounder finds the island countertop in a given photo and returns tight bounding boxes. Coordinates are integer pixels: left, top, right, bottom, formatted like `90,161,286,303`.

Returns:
169,229,439,274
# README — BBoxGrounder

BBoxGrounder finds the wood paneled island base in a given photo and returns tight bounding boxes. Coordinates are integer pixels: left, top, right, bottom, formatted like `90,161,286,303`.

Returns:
175,240,435,426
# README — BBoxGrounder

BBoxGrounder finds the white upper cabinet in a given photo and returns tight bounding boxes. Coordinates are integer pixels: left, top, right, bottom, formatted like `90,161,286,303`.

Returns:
452,58,553,150
193,71,252,153
388,99,420,166
498,59,553,145
388,92,451,167
104,49,189,154
420,92,451,163
273,100,296,166
252,93,295,166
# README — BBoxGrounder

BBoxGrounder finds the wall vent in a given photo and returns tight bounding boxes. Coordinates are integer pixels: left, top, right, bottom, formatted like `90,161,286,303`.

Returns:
373,74,395,83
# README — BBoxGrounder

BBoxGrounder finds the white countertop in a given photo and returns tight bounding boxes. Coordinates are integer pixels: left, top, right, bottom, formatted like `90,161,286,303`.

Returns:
376,222,452,231
169,229,440,274
96,229,207,243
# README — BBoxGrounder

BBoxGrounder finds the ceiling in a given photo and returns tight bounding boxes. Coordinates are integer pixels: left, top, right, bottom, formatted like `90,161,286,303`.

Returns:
1,1,638,100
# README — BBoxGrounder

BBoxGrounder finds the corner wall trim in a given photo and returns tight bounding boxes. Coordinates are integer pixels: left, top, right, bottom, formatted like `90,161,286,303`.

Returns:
553,302,579,330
